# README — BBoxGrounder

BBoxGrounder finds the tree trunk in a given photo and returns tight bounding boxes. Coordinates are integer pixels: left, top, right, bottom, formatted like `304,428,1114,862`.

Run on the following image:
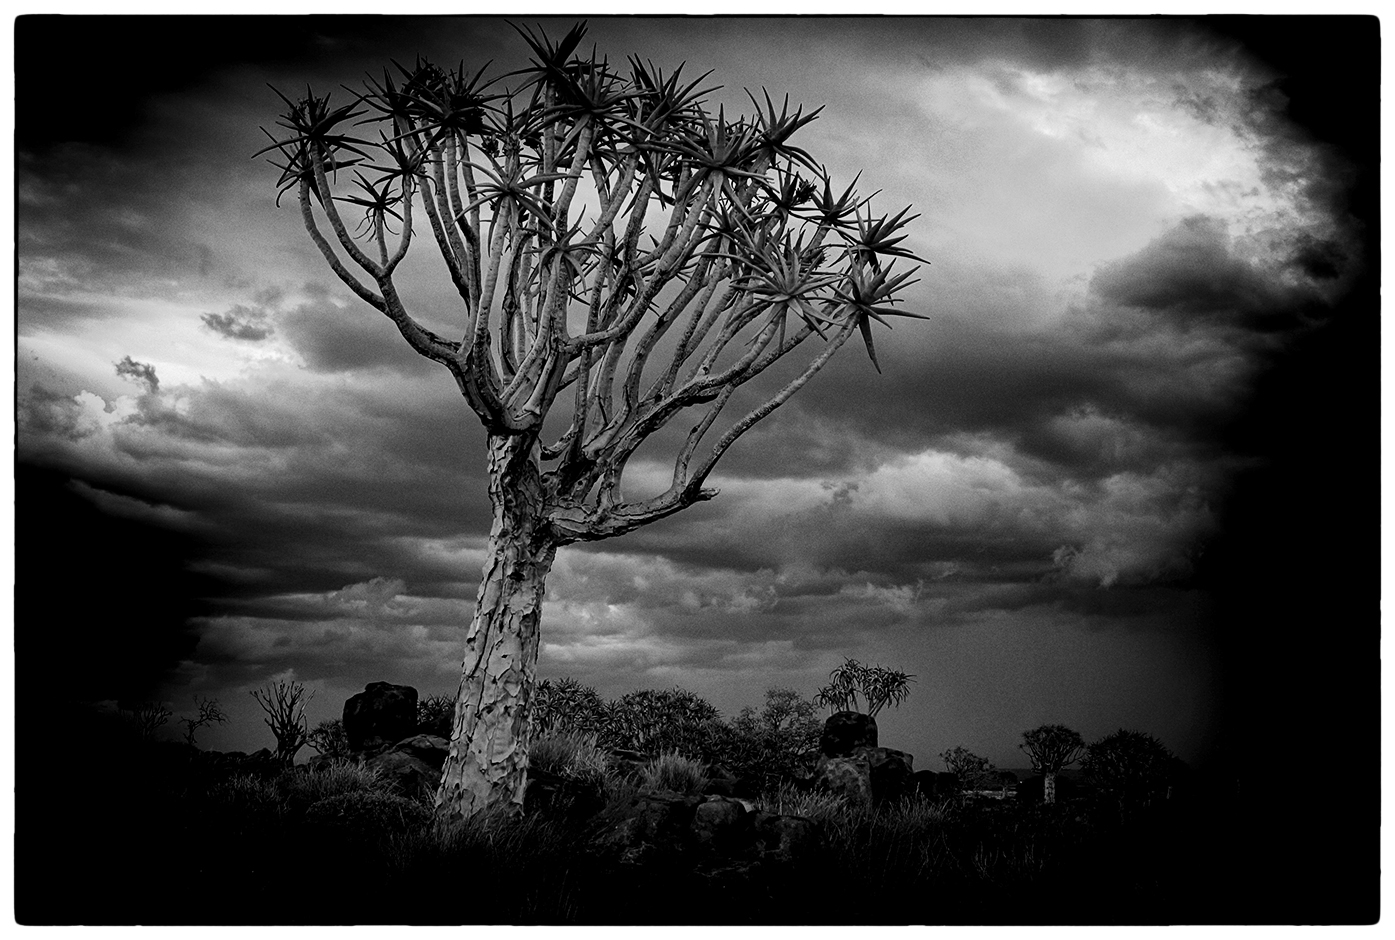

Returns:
435,433,557,822
1043,770,1057,805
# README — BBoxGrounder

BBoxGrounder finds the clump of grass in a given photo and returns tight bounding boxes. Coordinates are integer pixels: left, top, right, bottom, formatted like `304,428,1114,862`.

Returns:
530,731,611,785
304,789,433,839
382,803,591,922
639,750,708,795
760,781,848,824
206,772,287,832
283,758,388,809
199,759,396,842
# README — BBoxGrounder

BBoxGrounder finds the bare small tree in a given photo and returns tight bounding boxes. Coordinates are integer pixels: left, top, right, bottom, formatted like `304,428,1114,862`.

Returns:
258,21,924,820
123,701,172,741
1020,724,1086,806
813,657,915,717
179,695,228,747
251,680,315,765
940,745,996,790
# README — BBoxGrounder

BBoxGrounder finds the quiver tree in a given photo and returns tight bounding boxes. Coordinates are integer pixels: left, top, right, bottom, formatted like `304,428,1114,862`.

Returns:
257,21,925,821
531,677,607,738
813,657,916,717
307,718,351,759
598,686,724,758
251,679,314,765
1019,723,1086,806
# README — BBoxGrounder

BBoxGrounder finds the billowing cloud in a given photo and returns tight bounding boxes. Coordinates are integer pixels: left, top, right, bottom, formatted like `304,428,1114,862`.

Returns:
202,303,274,341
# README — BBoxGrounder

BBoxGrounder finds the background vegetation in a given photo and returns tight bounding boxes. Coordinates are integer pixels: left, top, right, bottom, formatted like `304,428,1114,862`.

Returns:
18,677,1264,925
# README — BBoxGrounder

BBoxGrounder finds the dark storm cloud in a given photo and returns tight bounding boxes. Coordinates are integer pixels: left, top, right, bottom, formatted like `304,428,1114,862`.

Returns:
783,315,1215,485
20,362,499,622
725,215,1352,497
202,303,274,341
15,16,448,151
18,147,222,294
1090,215,1322,332
15,463,210,704
18,293,128,329
115,356,160,393
279,299,437,374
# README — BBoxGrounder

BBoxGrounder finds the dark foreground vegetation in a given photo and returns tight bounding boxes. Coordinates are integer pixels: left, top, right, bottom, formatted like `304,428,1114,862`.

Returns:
17,698,1357,926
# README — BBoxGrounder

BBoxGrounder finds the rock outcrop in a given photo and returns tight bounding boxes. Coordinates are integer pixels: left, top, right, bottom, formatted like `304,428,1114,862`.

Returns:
810,713,915,803
343,682,419,754
590,790,819,872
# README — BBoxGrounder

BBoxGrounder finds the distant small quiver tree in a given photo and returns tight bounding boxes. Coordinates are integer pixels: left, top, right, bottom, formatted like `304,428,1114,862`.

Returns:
813,657,915,717
251,679,314,766
1019,723,1086,806
257,21,924,820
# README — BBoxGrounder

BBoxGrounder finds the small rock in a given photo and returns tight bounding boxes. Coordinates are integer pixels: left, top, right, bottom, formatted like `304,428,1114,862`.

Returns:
366,748,438,798
390,734,449,771
751,812,821,861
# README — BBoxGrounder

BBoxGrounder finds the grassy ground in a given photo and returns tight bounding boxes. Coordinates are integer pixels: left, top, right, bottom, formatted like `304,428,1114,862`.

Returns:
16,726,1289,926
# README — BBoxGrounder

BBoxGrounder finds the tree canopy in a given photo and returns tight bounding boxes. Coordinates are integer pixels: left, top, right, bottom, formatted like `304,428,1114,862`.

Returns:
257,21,925,546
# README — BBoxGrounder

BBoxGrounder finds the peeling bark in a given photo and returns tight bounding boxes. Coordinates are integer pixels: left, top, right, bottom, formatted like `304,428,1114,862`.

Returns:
435,433,557,822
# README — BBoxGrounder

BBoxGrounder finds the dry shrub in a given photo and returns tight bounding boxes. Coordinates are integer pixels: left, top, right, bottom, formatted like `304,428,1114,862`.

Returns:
639,751,708,795
530,731,611,785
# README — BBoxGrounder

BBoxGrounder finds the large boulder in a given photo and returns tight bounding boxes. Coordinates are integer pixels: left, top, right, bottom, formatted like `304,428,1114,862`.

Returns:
343,682,418,753
855,745,914,802
819,711,877,757
592,791,704,864
811,754,872,804
366,749,438,799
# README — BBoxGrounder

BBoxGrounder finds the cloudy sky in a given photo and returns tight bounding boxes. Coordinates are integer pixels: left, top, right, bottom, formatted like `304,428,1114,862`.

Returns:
14,15,1378,771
